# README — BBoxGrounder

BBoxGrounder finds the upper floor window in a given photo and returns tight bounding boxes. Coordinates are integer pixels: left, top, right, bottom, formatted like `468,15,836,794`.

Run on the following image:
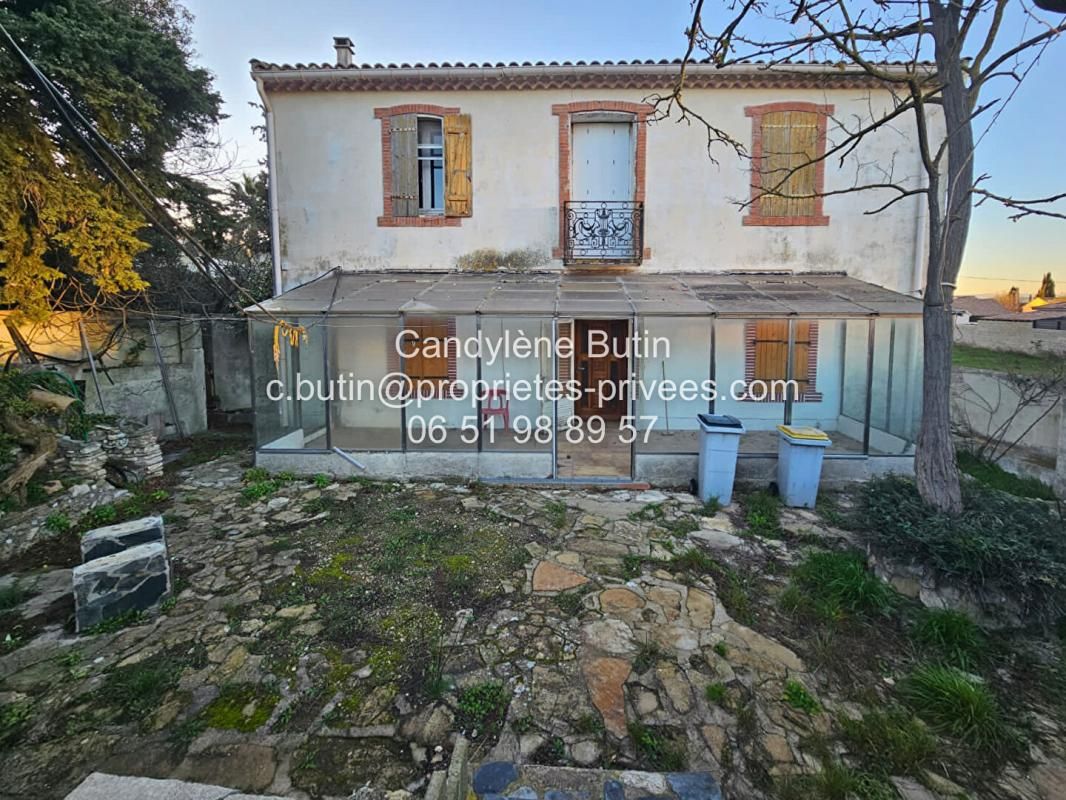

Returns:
744,102,833,227
374,105,472,227
417,117,444,213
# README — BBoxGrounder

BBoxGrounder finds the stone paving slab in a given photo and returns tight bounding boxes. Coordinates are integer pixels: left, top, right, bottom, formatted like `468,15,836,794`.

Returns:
471,763,723,800
64,772,287,800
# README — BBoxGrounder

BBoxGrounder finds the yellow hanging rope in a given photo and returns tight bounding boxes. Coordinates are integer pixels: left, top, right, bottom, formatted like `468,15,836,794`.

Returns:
272,320,308,373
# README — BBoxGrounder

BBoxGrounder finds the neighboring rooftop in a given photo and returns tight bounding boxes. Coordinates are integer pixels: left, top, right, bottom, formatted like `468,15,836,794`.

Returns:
954,295,1012,319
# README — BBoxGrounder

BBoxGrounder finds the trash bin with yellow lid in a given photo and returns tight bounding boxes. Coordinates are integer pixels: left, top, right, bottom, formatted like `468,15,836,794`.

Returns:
776,425,832,508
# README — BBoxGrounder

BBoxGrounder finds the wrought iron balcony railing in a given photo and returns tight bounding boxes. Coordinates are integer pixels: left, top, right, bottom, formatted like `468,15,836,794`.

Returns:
563,201,644,265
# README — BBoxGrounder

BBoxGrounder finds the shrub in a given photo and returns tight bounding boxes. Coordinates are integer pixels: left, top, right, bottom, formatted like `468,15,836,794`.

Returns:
840,707,937,775
898,665,1017,755
858,475,1066,620
911,609,985,669
783,550,895,623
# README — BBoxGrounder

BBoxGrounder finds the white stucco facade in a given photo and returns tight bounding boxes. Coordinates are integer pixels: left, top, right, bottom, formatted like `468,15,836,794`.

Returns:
256,66,936,295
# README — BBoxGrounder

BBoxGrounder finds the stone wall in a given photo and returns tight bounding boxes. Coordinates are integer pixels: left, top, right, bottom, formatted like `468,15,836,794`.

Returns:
206,319,252,412
954,319,1066,356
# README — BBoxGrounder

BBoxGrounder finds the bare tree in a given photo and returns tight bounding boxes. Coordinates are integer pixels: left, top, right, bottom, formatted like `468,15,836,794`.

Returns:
654,0,1065,512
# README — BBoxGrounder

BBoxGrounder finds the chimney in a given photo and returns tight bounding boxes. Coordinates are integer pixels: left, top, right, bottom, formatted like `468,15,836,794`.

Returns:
333,36,354,67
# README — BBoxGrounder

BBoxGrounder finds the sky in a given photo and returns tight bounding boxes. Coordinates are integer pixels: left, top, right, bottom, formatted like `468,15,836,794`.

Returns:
182,0,1065,296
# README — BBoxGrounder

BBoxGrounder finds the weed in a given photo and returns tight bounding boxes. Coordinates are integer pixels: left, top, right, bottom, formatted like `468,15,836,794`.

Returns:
669,548,715,573
313,473,332,489
544,500,568,529
83,504,117,527
840,707,937,776
0,582,26,612
275,471,296,483
202,683,280,732
241,480,278,503
911,609,985,669
705,682,727,705
44,513,71,534
439,554,475,594
700,497,721,516
661,516,701,538
627,722,687,771
573,712,605,735
95,656,179,724
743,490,782,538
243,467,270,483
622,554,643,580
512,715,536,735
554,588,587,617
0,701,31,749
630,502,666,522
713,641,729,658
782,680,821,714
899,664,1018,755
87,609,146,635
633,640,665,674
455,682,509,735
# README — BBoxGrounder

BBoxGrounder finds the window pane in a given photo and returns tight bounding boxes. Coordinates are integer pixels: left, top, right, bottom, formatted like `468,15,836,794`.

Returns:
417,117,442,145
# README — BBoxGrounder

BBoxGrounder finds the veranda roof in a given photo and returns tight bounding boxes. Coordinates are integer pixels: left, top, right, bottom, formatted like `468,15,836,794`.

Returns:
247,270,923,319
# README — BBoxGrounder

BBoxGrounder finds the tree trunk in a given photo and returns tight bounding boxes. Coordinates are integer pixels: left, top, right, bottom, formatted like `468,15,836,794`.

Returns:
916,303,963,512
914,0,973,513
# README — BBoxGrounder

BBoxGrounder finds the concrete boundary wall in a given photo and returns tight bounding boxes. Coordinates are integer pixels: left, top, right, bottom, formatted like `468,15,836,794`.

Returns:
954,320,1066,356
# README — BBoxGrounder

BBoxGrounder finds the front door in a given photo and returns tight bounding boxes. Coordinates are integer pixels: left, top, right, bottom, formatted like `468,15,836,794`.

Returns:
575,320,629,420
571,122,634,201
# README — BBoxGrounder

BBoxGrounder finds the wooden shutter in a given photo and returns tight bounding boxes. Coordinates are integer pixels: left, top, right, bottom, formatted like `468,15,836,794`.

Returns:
791,321,812,396
759,111,818,218
753,320,789,384
390,113,418,217
444,113,472,217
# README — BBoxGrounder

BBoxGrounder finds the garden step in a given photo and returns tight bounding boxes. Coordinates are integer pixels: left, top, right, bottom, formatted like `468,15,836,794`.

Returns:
471,762,722,800
64,771,285,799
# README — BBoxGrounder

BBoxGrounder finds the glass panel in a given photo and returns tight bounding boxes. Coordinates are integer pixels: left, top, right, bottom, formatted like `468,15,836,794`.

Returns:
480,317,553,455
868,317,922,455
713,319,785,453
328,316,403,451
417,117,442,145
251,317,327,450
404,316,476,452
635,316,711,453
787,319,869,456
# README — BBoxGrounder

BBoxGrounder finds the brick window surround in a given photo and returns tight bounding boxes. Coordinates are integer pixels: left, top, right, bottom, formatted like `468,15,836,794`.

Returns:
374,104,463,227
741,320,823,402
743,102,833,227
551,100,653,261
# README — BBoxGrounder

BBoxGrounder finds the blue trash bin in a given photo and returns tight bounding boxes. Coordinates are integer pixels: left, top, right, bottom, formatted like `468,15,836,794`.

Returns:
776,425,832,507
697,413,746,506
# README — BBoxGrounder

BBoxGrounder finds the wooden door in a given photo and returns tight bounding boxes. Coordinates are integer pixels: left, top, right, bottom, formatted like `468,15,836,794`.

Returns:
575,320,629,419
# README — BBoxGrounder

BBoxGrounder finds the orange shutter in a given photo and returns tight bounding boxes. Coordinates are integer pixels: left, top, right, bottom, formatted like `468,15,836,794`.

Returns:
444,114,472,217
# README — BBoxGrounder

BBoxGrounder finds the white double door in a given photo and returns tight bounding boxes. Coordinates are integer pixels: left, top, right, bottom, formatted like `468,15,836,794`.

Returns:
571,121,634,201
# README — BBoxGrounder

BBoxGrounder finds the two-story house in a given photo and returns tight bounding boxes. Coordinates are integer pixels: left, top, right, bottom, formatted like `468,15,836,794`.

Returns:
246,37,929,486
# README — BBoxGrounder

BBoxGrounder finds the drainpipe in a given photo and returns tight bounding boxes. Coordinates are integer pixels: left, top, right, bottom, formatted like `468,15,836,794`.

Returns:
255,75,284,296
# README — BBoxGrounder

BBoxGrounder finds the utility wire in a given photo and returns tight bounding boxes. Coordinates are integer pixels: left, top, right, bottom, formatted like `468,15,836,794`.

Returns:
0,21,283,321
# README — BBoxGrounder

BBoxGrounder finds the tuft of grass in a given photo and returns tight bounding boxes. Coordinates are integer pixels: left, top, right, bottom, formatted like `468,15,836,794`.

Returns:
699,497,721,516
669,547,716,573
782,550,894,624
95,656,180,724
840,707,937,776
554,588,588,617
622,554,643,580
627,722,687,771
705,682,727,705
633,640,665,674
957,450,1057,501
776,762,897,800
898,664,1017,755
0,701,32,750
313,473,332,489
241,480,278,503
782,679,821,714
743,490,782,538
910,609,985,669
87,608,146,635
544,500,568,529
0,582,27,612
713,641,729,658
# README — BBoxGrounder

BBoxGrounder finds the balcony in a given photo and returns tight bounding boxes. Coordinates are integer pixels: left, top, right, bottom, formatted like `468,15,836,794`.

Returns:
563,201,644,266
